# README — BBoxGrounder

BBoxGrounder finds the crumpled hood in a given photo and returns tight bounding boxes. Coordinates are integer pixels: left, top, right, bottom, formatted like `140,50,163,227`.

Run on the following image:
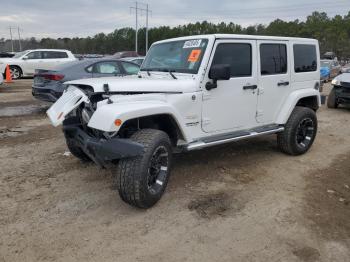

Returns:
334,73,350,83
65,76,198,93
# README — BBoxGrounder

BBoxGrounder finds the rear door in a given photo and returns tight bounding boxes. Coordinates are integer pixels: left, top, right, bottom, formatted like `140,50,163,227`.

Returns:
256,41,290,124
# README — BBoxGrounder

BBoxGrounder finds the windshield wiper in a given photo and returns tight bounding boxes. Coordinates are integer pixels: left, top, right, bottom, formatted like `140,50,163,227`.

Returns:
140,68,177,79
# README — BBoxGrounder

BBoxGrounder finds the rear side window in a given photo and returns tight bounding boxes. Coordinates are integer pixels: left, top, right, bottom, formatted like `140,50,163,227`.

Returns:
121,62,140,74
293,44,317,73
212,43,252,77
93,62,120,74
260,44,287,75
42,51,69,59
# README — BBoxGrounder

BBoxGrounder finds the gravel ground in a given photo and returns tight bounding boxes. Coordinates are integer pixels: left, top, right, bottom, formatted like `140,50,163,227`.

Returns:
0,80,349,262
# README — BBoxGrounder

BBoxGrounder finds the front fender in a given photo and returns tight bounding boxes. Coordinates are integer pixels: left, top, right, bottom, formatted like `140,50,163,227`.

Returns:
276,89,321,124
87,100,190,141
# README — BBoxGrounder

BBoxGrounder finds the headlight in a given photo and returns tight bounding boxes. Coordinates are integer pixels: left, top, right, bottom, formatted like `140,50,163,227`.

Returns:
331,79,340,86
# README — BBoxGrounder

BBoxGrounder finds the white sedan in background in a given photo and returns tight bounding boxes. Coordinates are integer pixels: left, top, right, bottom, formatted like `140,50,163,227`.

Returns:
0,49,76,79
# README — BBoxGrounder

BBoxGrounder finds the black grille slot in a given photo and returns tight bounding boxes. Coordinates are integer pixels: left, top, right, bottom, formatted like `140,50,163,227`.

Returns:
340,82,350,88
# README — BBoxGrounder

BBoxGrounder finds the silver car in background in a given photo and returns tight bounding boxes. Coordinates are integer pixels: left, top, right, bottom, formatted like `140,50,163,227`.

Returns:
32,58,140,102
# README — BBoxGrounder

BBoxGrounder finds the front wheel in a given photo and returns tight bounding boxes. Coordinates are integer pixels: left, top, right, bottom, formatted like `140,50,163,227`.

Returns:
116,129,173,208
327,88,338,109
277,106,317,156
9,66,22,79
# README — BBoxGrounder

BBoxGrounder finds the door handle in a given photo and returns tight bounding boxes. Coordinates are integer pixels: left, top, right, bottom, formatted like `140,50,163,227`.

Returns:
277,81,289,86
243,84,258,90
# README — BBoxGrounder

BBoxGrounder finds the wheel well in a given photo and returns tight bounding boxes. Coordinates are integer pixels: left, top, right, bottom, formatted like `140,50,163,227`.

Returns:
296,96,319,111
118,114,184,146
9,65,23,75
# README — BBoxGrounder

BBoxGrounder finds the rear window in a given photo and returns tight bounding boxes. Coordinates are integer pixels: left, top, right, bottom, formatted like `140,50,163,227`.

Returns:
294,44,317,73
260,44,287,75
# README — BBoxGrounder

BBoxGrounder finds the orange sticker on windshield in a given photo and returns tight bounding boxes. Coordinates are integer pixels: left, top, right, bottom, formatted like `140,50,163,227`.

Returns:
188,49,202,62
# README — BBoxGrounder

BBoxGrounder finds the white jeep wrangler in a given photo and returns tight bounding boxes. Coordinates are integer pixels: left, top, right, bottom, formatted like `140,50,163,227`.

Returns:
47,34,321,208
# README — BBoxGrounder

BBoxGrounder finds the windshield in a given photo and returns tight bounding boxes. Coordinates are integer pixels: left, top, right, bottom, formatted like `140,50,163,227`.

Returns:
141,39,208,74
13,51,28,59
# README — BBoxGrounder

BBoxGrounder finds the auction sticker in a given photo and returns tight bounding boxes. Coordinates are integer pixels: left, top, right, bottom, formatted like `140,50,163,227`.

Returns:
188,49,202,62
183,39,202,48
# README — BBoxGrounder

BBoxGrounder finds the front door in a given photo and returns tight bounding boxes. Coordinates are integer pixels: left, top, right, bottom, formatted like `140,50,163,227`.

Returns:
202,40,258,133
256,41,290,123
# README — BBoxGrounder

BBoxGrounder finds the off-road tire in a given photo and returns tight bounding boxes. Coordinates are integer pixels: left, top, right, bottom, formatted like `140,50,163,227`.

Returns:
65,135,91,162
277,106,317,156
117,129,172,208
9,66,22,79
327,88,338,108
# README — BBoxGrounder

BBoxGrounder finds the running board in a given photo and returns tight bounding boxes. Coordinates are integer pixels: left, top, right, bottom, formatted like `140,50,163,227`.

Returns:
186,127,284,151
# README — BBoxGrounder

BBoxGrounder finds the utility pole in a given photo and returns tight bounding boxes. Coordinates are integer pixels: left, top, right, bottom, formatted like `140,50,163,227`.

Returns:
130,2,152,54
17,27,22,51
9,27,14,52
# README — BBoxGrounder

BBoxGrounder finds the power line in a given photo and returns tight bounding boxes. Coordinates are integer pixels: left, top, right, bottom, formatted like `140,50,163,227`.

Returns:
130,2,152,53
8,26,23,52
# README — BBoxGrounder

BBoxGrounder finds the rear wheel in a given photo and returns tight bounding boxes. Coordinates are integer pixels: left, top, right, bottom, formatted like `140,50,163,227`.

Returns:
116,129,172,208
327,88,338,109
277,106,317,156
9,66,22,79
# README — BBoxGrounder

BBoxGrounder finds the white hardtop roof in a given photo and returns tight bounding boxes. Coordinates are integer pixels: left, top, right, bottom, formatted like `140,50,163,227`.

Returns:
24,49,71,52
155,34,318,45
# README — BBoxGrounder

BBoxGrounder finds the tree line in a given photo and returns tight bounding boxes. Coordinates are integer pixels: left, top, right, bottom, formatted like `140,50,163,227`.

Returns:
1,11,350,58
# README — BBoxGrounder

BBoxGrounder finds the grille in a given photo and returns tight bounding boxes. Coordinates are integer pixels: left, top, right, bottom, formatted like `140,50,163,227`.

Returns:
340,81,350,88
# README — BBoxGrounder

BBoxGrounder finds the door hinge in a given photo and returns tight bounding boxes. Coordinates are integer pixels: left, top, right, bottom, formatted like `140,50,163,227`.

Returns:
202,117,211,126
256,110,263,117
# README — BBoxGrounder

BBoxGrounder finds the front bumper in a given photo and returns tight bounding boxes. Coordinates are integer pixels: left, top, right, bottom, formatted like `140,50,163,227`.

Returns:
63,120,144,167
32,86,62,102
334,85,350,105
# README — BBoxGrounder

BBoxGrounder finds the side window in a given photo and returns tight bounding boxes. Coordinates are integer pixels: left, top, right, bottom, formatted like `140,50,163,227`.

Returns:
93,62,120,74
293,44,317,73
42,51,69,59
212,43,252,77
260,44,287,75
121,62,140,75
26,51,42,60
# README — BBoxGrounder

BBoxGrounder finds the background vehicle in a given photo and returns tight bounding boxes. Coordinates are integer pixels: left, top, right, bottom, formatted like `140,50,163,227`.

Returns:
47,34,321,208
328,72,350,108
121,56,145,66
320,59,341,81
33,58,140,102
0,49,76,79
0,73,3,85
112,51,139,58
0,52,15,58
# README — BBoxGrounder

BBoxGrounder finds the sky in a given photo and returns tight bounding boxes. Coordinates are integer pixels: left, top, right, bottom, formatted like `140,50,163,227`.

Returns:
0,0,349,39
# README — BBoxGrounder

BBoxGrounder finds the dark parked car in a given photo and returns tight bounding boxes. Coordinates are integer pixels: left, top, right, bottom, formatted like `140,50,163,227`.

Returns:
328,72,350,108
32,58,140,102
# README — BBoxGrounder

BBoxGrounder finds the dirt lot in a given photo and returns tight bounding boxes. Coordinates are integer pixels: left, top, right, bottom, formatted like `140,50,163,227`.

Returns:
0,80,349,262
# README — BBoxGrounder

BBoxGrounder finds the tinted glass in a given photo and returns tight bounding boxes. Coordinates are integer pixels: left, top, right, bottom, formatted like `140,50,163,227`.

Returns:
260,44,287,75
42,51,68,59
294,44,317,73
121,62,139,74
212,43,252,77
26,51,42,59
93,62,120,74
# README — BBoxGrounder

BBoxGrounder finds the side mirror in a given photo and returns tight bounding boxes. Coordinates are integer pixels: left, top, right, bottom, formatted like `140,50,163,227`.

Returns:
206,64,231,90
